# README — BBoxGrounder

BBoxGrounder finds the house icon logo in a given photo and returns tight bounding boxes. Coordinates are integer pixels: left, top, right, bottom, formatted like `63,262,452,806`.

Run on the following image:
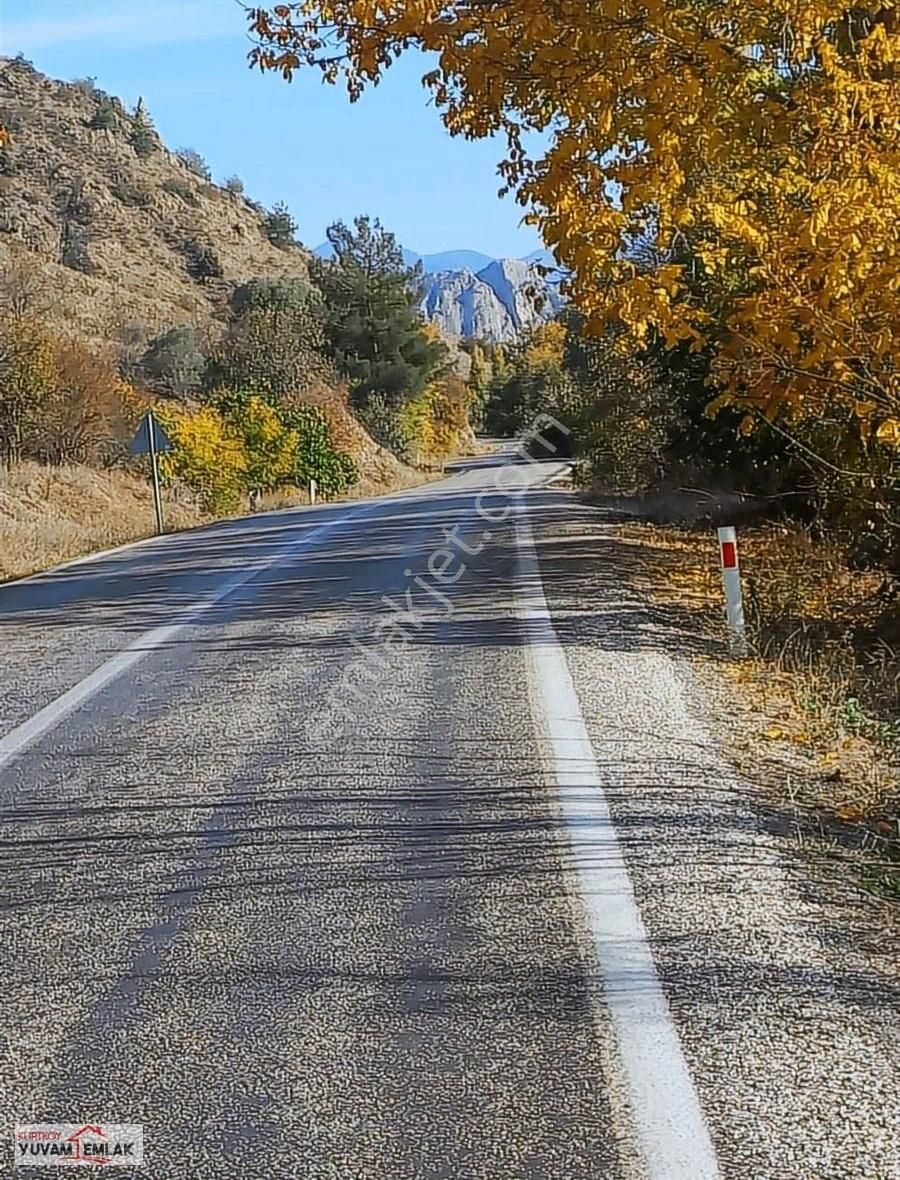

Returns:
14,1123,144,1167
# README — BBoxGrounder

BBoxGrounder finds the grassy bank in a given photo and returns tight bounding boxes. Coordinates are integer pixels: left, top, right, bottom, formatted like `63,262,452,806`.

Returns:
0,462,207,582
596,505,898,900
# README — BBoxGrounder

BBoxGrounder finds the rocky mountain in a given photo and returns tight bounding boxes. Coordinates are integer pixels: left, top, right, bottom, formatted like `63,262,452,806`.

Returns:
315,239,564,343
421,258,563,344
0,56,311,345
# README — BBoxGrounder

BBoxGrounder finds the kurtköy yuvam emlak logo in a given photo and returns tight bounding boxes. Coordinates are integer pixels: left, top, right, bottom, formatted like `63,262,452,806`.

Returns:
14,1125,143,1166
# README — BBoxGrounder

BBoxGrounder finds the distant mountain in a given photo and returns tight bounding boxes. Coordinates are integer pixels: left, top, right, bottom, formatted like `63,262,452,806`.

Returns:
312,240,421,269
312,241,563,343
419,250,496,274
421,259,563,344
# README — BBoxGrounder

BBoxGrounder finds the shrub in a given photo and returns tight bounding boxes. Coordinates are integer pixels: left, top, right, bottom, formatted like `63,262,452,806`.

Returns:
354,390,407,455
183,239,223,282
72,77,98,97
0,253,50,319
263,202,298,249
110,177,152,208
156,403,246,515
206,304,330,400
141,325,206,396
115,321,151,383
0,315,55,461
176,148,211,181
36,338,130,465
55,180,95,227
224,175,244,195
89,97,118,131
60,227,95,274
226,394,299,496
282,402,357,495
230,277,316,318
161,178,198,206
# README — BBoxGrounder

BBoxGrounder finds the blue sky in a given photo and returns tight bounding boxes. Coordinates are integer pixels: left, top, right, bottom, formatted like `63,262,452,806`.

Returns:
1,0,544,258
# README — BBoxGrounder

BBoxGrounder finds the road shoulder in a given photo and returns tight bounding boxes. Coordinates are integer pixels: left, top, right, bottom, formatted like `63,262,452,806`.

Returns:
531,491,900,1180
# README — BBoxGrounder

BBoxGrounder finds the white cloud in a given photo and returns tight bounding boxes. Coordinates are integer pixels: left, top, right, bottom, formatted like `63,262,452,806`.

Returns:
0,1,241,54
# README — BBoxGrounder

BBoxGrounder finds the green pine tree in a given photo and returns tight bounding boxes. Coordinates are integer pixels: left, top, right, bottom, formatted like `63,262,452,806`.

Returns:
310,216,446,409
130,98,159,158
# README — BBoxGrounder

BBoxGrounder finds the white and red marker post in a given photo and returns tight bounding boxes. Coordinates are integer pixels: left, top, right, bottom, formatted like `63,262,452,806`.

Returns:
717,525,748,656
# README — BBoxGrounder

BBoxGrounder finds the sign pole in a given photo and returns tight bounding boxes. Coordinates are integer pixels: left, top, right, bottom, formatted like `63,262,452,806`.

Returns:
148,411,165,535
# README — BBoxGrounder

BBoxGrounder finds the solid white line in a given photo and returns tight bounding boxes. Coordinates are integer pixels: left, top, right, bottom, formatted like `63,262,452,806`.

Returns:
515,508,721,1180
0,513,356,774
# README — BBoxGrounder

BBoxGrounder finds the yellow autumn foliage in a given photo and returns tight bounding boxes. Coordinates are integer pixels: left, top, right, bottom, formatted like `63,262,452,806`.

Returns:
0,315,57,460
227,394,299,493
156,403,247,515
249,2,899,429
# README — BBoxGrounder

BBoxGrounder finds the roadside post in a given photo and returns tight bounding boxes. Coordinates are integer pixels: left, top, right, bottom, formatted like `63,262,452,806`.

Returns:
717,525,748,656
128,411,172,536
309,478,317,506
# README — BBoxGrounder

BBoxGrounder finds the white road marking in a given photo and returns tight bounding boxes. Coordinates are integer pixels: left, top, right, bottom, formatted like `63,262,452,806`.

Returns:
0,514,357,774
515,507,721,1180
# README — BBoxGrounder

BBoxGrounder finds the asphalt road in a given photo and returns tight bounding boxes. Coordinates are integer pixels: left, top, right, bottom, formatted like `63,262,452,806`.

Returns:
6,444,885,1177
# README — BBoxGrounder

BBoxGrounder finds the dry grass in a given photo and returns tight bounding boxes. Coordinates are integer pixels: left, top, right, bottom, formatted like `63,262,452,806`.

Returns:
0,461,207,581
616,518,899,847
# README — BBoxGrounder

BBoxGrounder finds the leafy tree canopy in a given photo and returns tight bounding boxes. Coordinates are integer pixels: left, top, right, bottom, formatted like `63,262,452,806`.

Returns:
249,2,900,437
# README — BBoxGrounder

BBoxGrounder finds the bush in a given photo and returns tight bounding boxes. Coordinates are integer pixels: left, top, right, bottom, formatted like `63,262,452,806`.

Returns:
0,317,129,465
55,180,95,227
263,202,298,249
161,178,198,206
71,77,99,97
0,315,56,461
282,402,357,495
141,325,206,396
89,97,118,131
226,394,299,496
230,277,317,318
206,304,331,400
156,403,246,515
176,148,211,181
110,177,152,208
60,227,95,274
36,338,130,465
183,239,223,282
224,175,244,195
354,391,408,454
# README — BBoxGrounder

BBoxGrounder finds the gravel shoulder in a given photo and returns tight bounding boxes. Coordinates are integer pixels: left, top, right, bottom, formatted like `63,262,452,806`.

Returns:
533,490,899,1180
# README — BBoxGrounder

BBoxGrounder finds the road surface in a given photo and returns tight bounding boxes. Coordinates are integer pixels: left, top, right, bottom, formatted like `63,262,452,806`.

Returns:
1,447,896,1178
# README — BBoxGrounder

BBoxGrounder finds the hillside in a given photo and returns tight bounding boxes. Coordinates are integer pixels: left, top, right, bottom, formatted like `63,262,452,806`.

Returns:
0,55,310,343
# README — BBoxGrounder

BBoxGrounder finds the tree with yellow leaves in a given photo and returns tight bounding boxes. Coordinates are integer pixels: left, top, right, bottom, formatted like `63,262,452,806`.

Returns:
248,1,899,443
156,404,247,515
